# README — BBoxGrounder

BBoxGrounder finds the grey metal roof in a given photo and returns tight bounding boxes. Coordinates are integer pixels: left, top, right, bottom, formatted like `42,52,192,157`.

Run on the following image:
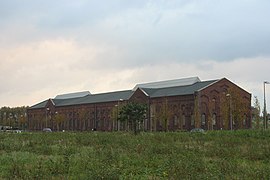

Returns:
29,90,133,109
29,99,48,109
133,77,201,91
55,91,91,99
54,90,133,107
141,80,217,98
29,78,218,109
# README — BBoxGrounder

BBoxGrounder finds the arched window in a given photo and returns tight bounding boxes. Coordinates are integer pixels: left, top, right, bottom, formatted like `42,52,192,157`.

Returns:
243,114,247,126
201,114,206,126
174,115,178,126
191,115,195,126
182,114,186,126
212,113,216,126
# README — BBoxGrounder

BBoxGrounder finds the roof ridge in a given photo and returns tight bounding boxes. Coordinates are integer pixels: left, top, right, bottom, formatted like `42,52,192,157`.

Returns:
91,89,132,96
55,91,91,99
141,79,217,90
132,77,201,91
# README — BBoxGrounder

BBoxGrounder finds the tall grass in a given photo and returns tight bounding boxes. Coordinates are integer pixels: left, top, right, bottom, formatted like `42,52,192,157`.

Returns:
0,130,270,179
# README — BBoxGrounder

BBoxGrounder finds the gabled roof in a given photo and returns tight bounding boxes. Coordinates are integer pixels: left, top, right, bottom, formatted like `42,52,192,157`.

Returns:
29,77,218,109
54,90,133,107
29,90,133,109
55,91,91,99
132,77,201,91
141,80,217,98
29,99,48,109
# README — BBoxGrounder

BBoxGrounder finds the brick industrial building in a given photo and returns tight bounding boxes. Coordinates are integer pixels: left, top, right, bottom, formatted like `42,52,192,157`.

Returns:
27,77,252,131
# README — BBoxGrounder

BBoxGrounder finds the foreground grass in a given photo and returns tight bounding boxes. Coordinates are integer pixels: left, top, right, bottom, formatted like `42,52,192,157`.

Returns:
0,130,270,179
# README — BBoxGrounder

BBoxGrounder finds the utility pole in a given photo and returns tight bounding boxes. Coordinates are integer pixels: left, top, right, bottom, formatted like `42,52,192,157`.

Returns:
264,81,270,129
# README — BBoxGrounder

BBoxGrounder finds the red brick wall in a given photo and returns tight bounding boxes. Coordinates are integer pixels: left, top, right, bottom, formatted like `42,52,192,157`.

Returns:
199,78,251,130
27,78,251,132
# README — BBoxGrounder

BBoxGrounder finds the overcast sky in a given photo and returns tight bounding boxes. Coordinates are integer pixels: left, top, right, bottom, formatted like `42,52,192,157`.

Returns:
0,0,270,111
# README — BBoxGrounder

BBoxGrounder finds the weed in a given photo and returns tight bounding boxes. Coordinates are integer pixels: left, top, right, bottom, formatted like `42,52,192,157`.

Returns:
0,130,270,179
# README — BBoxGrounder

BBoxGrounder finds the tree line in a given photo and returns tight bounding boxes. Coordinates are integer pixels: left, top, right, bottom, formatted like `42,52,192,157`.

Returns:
0,106,28,129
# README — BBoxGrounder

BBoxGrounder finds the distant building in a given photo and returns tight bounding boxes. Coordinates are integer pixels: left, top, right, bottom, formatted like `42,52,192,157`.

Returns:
27,77,252,131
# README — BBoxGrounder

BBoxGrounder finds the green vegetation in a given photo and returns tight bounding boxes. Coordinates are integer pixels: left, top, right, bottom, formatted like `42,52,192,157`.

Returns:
0,106,28,129
119,102,147,134
0,130,270,179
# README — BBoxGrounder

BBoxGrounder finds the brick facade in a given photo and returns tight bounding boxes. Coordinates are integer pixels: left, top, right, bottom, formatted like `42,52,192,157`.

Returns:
27,78,252,131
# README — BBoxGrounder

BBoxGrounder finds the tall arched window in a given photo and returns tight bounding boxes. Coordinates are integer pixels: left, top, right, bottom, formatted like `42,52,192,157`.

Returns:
201,114,206,126
191,115,195,126
243,114,247,126
174,115,178,126
182,114,186,127
212,113,216,130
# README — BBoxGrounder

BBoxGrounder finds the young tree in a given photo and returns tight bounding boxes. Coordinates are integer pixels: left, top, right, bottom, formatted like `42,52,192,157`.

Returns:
229,88,246,129
78,108,89,131
253,96,261,129
156,98,174,131
118,102,147,135
110,106,119,131
149,104,157,131
54,113,65,131
207,99,216,130
220,87,247,130
18,114,27,130
220,94,230,130
178,107,184,130
194,96,200,128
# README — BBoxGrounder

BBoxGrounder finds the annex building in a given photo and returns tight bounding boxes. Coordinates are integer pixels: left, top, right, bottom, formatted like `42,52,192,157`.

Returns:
27,77,252,131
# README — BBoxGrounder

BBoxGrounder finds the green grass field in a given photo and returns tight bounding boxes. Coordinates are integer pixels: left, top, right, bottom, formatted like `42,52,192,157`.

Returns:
0,130,270,179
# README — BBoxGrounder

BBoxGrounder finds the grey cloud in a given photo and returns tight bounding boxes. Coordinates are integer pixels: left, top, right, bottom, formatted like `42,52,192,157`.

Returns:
2,0,270,108
68,0,270,69
1,0,270,64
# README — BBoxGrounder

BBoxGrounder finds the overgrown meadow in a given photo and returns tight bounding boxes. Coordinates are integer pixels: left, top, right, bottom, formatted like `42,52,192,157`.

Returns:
0,130,270,179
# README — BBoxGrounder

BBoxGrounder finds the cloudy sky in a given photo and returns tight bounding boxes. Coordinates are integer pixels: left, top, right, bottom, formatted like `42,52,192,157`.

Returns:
0,0,270,111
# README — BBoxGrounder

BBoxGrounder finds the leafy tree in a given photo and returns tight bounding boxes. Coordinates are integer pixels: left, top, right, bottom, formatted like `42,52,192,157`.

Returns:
78,108,89,131
118,102,147,135
178,108,184,130
220,87,248,130
253,96,261,129
149,104,157,131
194,96,200,128
156,98,174,131
220,94,230,130
18,114,27,130
110,106,118,131
229,88,246,129
0,106,28,128
207,99,216,130
54,113,65,131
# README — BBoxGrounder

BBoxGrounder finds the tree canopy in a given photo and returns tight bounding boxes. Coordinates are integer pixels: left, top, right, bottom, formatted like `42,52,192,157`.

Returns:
0,106,28,129
118,102,147,134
